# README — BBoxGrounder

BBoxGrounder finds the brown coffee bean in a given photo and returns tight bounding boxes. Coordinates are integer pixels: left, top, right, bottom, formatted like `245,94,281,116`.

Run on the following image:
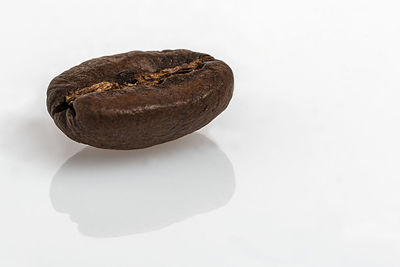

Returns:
47,49,234,149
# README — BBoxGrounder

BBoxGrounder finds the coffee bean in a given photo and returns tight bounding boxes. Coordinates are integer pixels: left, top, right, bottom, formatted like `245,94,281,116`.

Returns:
47,49,234,149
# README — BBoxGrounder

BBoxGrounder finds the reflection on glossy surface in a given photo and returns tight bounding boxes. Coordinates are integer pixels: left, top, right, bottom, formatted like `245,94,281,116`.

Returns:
50,133,235,237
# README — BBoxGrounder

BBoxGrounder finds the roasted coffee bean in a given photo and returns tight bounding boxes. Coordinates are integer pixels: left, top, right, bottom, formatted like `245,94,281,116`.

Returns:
47,49,234,149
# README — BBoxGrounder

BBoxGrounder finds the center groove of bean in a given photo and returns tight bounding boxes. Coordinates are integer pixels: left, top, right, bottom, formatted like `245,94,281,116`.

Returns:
65,58,205,104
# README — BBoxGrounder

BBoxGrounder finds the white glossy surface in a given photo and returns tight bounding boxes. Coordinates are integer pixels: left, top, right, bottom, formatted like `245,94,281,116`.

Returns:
1,0,400,266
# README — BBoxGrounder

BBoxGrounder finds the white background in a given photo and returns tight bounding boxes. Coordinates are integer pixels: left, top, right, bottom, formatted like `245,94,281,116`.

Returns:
1,0,400,266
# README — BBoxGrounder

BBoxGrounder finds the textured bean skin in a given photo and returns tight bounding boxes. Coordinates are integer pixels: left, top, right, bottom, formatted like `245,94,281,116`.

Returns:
47,49,234,149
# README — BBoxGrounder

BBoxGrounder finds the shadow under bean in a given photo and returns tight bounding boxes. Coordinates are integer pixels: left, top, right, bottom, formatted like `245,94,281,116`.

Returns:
50,133,235,237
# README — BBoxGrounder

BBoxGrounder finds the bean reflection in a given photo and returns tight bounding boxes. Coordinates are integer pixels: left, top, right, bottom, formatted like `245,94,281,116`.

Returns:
50,133,235,237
